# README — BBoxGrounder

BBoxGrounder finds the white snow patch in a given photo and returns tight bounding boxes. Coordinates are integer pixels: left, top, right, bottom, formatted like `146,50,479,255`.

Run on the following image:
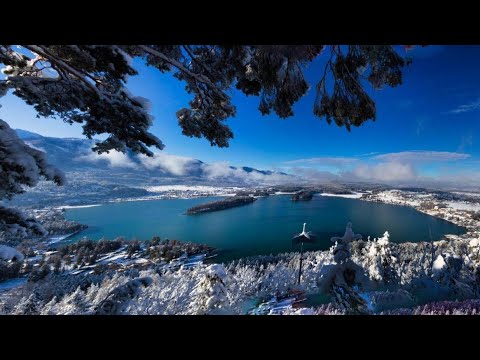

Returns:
0,245,24,262
432,254,447,276
56,204,101,209
146,185,239,193
318,192,364,199
374,190,421,206
48,232,80,243
445,201,480,211
288,307,316,315
452,192,480,198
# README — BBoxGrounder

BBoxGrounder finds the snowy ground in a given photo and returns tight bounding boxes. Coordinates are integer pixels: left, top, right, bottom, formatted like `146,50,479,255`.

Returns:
317,192,364,199
145,185,241,195
452,192,480,198
445,201,480,211
48,231,82,244
56,204,102,209
367,190,435,207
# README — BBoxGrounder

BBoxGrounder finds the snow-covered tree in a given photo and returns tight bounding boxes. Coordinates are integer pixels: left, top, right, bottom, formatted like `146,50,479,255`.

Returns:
0,120,65,237
13,292,42,315
190,264,229,314
361,231,398,284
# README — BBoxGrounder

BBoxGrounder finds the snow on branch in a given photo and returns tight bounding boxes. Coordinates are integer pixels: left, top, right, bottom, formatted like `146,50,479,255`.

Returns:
0,119,65,200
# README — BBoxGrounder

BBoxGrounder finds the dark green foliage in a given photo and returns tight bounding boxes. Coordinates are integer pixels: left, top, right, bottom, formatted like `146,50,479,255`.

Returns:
28,263,51,282
146,239,211,262
52,254,62,274
185,196,256,215
49,238,124,269
314,46,404,131
58,238,122,257
291,190,314,201
149,236,161,246
0,260,22,282
127,240,141,258
1,45,407,154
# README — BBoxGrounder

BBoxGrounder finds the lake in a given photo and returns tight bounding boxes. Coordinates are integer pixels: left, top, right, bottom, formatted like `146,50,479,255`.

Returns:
65,195,466,262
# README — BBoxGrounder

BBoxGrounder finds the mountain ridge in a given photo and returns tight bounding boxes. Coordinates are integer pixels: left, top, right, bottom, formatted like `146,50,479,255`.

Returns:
15,128,294,185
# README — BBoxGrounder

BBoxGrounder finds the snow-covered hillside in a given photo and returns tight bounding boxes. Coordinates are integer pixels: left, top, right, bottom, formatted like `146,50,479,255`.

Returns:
16,129,295,186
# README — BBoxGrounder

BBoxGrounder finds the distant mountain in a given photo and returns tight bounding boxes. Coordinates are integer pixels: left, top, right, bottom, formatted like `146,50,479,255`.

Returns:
15,129,294,186
14,129,44,140
233,166,288,176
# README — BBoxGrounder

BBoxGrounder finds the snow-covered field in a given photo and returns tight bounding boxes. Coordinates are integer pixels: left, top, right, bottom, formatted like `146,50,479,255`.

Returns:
372,190,424,207
145,185,241,194
446,201,480,211
48,232,81,244
452,192,480,198
318,192,364,199
56,204,102,209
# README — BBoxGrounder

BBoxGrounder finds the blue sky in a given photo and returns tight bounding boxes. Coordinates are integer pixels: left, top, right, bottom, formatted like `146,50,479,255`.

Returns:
1,45,479,186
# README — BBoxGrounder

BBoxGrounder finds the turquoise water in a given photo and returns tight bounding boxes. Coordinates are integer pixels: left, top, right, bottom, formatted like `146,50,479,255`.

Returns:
65,195,466,262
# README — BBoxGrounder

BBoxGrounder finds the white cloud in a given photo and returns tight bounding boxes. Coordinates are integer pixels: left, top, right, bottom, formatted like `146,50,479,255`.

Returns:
78,150,138,169
202,162,234,179
373,151,470,163
350,162,417,182
289,167,339,182
76,146,476,188
284,157,357,166
450,98,480,114
139,153,197,176
356,152,380,157
281,150,473,186
202,162,294,185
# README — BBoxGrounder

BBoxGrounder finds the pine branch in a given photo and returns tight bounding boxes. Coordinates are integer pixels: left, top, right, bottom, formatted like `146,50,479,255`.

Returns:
138,45,227,101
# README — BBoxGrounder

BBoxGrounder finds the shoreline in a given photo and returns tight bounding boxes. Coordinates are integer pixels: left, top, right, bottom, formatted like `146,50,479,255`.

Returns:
48,189,480,250
359,190,479,243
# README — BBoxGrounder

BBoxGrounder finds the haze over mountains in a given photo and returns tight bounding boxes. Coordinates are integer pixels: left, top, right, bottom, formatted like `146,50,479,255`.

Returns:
16,129,295,186
15,129,480,193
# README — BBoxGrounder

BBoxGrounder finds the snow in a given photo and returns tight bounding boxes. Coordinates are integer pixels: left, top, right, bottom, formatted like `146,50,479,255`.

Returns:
445,201,480,211
0,119,65,189
452,192,480,198
0,244,24,261
470,237,480,249
373,190,422,206
56,204,101,209
287,308,315,315
145,185,240,193
377,231,390,246
48,232,80,243
206,263,227,279
432,255,447,276
318,192,364,199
